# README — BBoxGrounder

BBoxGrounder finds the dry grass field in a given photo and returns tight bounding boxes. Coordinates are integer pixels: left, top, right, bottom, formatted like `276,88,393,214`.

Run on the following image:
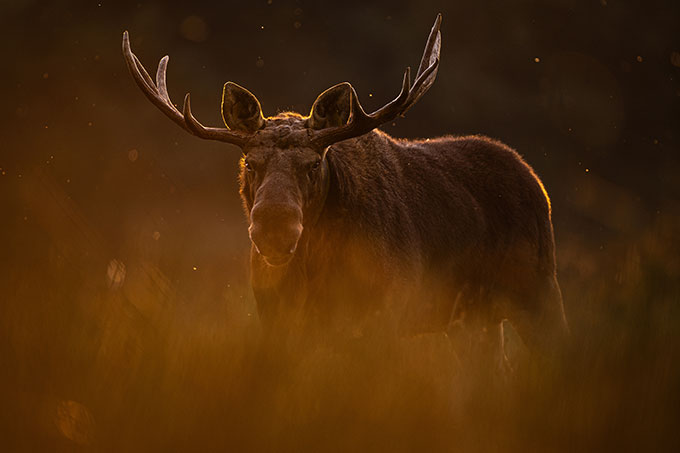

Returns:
1,1,679,451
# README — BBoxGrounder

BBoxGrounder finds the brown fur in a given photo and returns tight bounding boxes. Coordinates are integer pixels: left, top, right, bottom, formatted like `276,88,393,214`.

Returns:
239,113,569,356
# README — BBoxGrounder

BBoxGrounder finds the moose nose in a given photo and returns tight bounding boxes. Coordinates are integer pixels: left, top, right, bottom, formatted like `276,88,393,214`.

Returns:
248,204,303,265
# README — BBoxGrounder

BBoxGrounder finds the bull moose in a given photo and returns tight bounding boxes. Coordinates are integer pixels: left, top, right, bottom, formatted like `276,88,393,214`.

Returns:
122,14,568,360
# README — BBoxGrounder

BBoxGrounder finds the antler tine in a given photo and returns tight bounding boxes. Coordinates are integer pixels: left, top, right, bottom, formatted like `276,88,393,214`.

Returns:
156,56,175,108
311,15,442,148
182,93,201,133
182,93,247,142
415,13,442,80
402,57,439,113
122,31,249,147
123,31,187,130
132,54,156,93
372,66,412,120
402,13,441,114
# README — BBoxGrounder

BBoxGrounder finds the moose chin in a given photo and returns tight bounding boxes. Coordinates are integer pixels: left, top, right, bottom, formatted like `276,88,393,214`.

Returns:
122,14,569,360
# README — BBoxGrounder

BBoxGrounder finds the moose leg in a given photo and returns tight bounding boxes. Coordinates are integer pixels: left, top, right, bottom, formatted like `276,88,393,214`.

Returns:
506,275,569,357
448,298,509,378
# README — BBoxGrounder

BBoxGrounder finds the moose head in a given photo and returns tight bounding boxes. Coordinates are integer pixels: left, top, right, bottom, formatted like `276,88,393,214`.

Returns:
122,15,441,267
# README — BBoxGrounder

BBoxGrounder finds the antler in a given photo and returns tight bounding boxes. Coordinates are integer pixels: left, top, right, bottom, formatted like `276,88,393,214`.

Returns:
310,14,442,148
122,31,249,147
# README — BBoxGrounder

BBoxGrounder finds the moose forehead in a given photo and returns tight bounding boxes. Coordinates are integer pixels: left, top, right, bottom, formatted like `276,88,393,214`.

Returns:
245,114,317,152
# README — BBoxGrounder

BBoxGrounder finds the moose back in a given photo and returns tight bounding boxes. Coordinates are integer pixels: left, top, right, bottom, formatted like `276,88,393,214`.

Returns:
122,15,568,354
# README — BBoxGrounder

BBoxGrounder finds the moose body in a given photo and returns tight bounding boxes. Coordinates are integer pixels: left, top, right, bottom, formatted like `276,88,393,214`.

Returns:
246,126,566,352
123,14,568,356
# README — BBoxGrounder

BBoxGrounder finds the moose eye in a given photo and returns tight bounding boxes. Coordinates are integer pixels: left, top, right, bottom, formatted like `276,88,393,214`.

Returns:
244,160,254,172
309,160,321,172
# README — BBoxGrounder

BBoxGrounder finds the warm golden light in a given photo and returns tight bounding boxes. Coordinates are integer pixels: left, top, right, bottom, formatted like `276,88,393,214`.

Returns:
2,2,677,452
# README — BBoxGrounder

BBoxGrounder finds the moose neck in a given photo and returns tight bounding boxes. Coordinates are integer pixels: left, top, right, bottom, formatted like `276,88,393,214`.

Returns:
304,155,331,229
322,130,397,211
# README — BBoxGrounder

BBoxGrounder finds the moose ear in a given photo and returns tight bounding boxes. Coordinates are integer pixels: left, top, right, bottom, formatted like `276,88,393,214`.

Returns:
308,82,351,129
221,82,265,132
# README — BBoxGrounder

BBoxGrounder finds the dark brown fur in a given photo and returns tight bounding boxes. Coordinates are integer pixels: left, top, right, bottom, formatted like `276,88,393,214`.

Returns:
240,114,568,356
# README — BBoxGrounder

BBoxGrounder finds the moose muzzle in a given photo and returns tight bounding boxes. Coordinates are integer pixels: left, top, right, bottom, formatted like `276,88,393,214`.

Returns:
248,203,304,266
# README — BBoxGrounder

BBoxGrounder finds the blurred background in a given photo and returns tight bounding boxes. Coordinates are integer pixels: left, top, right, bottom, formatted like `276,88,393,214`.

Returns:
1,0,679,451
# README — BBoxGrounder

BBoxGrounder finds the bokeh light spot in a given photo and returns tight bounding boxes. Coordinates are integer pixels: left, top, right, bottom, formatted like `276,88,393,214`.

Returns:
180,15,209,43
54,400,95,446
128,148,138,162
670,51,680,67
107,259,126,289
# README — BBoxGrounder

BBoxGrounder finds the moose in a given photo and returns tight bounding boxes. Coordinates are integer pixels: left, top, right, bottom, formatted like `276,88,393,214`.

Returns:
122,15,568,361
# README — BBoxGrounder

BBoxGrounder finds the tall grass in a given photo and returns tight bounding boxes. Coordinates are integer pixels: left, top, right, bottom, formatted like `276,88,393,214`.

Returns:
2,211,678,452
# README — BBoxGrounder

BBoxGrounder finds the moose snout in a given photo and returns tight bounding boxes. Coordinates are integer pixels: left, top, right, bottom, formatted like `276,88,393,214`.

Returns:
248,204,303,266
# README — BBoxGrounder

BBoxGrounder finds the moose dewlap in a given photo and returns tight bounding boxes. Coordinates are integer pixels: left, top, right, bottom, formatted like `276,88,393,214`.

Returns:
122,14,568,358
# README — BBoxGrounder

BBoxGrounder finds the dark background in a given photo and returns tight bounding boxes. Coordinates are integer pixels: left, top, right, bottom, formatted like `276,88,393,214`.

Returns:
1,0,679,451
